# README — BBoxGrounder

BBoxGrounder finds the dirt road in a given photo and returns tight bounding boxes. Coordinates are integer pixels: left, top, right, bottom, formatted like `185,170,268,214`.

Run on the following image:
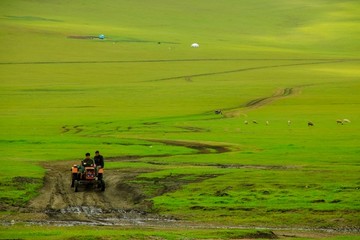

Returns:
25,160,156,222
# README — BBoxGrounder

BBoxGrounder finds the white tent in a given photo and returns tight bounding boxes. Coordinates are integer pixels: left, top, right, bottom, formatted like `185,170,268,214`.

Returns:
191,43,199,48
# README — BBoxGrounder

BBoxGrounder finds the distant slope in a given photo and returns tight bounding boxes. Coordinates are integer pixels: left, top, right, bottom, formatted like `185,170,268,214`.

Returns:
1,0,359,63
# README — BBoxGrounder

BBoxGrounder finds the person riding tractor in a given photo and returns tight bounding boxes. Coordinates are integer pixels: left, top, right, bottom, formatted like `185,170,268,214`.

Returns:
79,152,95,175
71,152,105,192
94,150,104,168
94,150,104,175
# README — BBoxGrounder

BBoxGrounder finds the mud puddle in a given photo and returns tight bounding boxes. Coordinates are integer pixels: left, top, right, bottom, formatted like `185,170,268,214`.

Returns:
20,207,175,227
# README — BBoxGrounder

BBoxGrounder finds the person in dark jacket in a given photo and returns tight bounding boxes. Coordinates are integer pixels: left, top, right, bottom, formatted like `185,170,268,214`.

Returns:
79,152,94,174
94,150,104,168
82,152,95,166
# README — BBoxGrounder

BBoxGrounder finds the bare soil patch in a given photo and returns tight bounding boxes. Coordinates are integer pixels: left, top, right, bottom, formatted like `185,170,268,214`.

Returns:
32,162,147,209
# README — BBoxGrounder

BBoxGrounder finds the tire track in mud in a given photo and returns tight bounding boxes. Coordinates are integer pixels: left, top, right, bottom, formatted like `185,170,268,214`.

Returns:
244,87,296,108
146,139,233,154
222,87,302,118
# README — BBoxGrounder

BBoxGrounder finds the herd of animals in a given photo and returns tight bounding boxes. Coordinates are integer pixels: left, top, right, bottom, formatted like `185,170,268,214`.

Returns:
214,110,351,126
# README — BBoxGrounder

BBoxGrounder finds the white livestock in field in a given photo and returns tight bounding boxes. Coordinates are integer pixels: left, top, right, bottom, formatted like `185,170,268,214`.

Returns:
337,119,351,125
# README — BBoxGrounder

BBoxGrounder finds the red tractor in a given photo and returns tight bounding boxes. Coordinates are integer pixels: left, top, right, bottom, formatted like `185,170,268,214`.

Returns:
71,164,105,192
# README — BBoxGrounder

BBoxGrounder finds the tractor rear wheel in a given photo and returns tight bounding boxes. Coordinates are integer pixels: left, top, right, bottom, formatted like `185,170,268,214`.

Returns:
97,173,103,181
100,180,105,192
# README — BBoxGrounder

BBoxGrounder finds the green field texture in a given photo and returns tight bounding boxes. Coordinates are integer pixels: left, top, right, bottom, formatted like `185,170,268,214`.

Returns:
1,0,360,236
0,225,277,240
0,225,359,240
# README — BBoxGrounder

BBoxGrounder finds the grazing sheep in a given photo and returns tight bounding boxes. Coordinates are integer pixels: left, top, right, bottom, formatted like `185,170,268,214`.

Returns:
336,119,344,125
214,110,222,115
287,120,291,126
308,121,314,127
252,120,258,124
336,119,351,125
342,119,351,123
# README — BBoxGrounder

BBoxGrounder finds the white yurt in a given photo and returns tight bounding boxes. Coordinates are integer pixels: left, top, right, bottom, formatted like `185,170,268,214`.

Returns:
191,43,199,48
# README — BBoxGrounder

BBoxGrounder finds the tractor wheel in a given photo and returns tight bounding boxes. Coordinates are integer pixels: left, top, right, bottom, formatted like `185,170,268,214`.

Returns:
74,180,79,192
97,173,103,181
100,180,105,192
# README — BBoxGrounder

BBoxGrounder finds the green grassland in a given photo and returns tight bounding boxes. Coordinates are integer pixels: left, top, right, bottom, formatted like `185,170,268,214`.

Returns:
2,225,360,240
2,225,347,240
1,0,360,239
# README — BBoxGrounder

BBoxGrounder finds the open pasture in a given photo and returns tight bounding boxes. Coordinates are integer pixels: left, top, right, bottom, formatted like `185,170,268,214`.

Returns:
0,0,359,239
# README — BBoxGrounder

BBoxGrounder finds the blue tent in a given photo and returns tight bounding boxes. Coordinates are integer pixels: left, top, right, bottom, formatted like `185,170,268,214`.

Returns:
98,34,105,39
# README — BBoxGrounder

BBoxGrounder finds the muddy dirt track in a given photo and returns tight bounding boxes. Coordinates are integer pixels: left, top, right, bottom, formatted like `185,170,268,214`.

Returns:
28,161,147,212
